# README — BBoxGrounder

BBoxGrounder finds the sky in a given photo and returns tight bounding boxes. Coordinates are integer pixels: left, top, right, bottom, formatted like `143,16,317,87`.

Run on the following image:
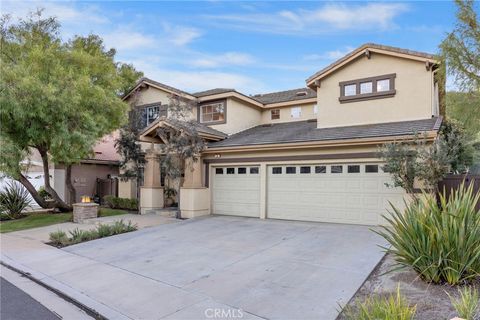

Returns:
2,1,462,95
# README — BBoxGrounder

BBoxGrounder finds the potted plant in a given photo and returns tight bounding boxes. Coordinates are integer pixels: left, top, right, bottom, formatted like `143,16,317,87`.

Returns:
164,187,177,207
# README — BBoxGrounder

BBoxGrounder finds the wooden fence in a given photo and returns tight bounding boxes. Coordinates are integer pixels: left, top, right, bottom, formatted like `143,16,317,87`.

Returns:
438,174,480,210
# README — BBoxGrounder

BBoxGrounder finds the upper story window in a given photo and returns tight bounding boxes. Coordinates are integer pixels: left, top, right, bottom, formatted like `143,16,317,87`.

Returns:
146,105,160,125
271,109,280,120
291,107,301,118
339,73,396,103
199,100,226,124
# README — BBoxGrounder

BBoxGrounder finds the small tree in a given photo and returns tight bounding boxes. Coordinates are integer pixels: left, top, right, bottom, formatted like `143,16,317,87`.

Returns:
381,133,452,199
155,95,205,219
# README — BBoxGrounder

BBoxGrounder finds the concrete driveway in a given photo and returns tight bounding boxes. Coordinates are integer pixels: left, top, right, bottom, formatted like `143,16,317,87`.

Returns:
59,216,386,319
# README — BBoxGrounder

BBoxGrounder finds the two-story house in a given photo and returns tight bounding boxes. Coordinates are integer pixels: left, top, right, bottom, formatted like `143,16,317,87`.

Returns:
121,43,442,225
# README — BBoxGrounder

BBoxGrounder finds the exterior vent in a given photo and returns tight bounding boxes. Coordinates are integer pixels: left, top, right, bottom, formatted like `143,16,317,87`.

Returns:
296,91,308,96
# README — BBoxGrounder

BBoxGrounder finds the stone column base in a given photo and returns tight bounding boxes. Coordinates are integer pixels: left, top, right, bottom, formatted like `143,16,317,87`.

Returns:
140,187,164,214
180,187,210,219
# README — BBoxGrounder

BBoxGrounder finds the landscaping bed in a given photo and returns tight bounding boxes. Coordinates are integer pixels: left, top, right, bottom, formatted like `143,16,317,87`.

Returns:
338,253,480,320
0,208,132,233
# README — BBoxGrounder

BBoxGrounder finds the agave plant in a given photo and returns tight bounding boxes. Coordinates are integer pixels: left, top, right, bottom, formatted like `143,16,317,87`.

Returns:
376,182,480,285
0,181,32,219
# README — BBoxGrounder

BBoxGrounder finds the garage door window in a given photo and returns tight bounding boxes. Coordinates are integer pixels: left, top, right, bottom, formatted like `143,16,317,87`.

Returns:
315,166,326,174
331,165,343,173
365,165,379,173
250,167,259,174
348,165,360,173
286,167,296,174
300,166,311,174
272,167,282,174
215,168,224,174
226,168,235,174
238,167,247,174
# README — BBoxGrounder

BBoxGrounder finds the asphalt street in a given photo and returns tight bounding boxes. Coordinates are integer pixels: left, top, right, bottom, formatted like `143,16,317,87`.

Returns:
1,277,60,320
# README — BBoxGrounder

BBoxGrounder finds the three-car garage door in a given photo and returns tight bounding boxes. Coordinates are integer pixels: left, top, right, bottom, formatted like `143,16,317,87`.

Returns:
212,166,261,217
267,163,405,225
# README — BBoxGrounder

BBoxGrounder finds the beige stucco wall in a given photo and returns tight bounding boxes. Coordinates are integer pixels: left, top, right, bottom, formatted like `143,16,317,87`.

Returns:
260,103,317,124
316,53,434,128
207,98,262,135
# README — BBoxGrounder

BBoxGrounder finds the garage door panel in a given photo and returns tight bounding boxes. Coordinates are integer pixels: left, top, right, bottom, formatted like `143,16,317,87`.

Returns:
267,163,406,225
212,166,260,217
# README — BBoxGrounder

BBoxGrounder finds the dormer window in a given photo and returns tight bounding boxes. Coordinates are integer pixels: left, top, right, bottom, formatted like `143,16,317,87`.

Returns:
339,73,396,103
199,100,226,124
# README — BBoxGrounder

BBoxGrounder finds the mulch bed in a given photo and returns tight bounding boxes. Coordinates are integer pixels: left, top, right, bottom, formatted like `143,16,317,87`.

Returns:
337,253,480,320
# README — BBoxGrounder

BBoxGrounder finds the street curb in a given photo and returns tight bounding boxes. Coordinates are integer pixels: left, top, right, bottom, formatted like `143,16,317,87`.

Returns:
0,255,131,320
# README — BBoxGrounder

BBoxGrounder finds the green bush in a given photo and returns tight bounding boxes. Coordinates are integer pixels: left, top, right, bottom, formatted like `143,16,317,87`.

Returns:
49,220,138,247
0,181,31,219
376,182,480,285
449,286,479,320
49,230,69,246
103,196,138,210
37,186,51,200
342,286,416,320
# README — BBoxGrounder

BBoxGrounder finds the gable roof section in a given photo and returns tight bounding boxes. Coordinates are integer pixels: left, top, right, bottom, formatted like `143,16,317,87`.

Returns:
252,88,317,105
123,77,197,101
139,117,227,143
208,117,442,149
306,43,439,86
193,88,236,97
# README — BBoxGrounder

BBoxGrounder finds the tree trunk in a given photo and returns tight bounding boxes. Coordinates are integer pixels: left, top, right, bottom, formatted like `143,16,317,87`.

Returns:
31,147,73,212
65,165,76,204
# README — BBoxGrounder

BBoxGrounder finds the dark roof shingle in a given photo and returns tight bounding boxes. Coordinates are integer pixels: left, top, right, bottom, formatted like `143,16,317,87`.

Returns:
193,88,236,97
252,88,317,104
209,117,442,148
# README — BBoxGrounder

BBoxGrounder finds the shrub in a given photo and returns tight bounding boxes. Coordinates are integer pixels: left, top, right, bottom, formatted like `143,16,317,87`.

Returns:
103,196,138,210
342,286,416,320
68,228,98,244
49,230,69,246
49,220,137,247
37,186,51,200
376,182,480,285
0,181,31,219
448,286,479,320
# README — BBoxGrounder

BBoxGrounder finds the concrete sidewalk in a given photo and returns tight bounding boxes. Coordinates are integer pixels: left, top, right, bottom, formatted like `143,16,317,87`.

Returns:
4,213,178,243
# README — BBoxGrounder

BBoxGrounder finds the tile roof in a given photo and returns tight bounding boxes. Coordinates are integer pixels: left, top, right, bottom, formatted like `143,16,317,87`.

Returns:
209,117,442,148
251,88,317,104
306,43,438,84
193,88,236,97
87,131,121,162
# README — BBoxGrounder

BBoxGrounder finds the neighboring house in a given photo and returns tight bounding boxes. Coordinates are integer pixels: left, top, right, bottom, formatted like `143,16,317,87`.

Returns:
54,132,120,203
122,43,442,225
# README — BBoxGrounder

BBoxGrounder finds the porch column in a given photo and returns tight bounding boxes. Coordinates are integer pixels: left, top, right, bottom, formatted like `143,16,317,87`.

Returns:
140,147,164,214
180,158,210,218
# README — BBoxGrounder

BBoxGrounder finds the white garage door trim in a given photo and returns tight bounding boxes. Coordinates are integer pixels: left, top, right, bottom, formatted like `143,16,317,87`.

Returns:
267,163,406,225
211,165,261,217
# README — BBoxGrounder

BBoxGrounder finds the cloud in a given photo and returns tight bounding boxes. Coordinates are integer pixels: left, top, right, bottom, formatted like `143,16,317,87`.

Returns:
103,29,157,51
303,46,355,61
163,24,202,46
203,3,409,35
190,52,256,68
135,66,268,95
1,1,108,25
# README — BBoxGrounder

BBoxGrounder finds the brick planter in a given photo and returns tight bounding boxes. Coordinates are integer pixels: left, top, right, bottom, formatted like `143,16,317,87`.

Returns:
73,203,99,223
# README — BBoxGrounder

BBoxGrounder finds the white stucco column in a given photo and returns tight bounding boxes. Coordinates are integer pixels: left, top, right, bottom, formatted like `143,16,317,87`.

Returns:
140,147,164,214
180,157,210,219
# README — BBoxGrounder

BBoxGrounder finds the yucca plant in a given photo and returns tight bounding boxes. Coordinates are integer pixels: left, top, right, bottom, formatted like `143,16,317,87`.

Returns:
448,286,479,320
0,181,31,219
376,182,480,285
342,286,416,320
49,230,69,246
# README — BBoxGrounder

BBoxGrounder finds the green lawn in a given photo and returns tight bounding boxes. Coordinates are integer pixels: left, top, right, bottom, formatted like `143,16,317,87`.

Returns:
0,208,132,233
